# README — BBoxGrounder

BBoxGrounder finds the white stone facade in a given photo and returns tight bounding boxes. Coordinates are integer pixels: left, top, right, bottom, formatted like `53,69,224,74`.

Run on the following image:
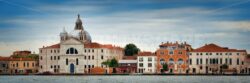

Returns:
137,52,157,74
39,15,123,74
188,44,248,74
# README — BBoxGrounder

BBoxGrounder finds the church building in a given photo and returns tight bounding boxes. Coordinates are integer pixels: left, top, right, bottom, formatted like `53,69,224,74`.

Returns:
39,14,123,74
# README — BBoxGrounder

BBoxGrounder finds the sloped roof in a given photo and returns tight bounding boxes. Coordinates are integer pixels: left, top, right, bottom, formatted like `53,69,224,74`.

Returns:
191,43,246,52
84,42,123,50
0,57,36,61
137,51,155,56
43,43,60,49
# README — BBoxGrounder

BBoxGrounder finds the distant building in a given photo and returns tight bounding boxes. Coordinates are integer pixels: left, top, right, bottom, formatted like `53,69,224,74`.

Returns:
11,50,31,57
156,41,192,74
137,52,157,74
189,43,248,74
39,14,123,74
0,57,38,74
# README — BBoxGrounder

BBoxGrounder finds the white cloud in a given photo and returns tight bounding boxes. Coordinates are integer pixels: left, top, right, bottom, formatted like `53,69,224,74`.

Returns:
1,6,249,56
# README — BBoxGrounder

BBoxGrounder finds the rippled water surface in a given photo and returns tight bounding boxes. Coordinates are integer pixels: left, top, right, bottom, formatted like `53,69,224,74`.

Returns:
0,75,249,83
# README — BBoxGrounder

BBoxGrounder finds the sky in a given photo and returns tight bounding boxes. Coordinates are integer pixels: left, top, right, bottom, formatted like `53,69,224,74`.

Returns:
0,0,250,56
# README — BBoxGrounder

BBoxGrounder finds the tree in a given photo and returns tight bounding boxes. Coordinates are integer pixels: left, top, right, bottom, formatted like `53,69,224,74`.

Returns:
101,58,119,73
124,43,140,56
162,63,169,71
221,64,228,69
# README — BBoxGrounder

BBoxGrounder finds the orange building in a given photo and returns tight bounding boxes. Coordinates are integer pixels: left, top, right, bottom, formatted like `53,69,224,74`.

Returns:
156,41,192,74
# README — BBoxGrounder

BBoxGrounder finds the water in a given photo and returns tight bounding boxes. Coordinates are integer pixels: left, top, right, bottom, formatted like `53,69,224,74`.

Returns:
0,75,249,83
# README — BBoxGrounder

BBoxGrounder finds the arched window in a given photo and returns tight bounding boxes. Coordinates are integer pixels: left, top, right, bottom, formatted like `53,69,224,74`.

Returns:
169,58,175,65
66,48,78,54
160,59,165,65
178,59,184,65
76,58,79,65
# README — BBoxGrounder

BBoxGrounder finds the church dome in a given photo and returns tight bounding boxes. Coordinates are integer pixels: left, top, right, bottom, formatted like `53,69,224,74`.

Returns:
69,29,92,43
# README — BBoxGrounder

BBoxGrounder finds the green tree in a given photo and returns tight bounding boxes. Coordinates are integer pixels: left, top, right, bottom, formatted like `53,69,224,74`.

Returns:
124,43,140,56
101,58,119,73
162,63,169,71
221,64,228,69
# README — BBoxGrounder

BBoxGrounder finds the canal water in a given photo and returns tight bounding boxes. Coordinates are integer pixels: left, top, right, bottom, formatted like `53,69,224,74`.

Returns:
0,75,249,83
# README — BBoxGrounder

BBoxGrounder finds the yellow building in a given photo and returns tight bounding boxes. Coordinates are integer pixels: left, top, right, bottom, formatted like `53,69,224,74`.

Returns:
0,57,38,74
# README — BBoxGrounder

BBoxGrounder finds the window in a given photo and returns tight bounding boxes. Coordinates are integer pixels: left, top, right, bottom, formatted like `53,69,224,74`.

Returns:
92,49,94,53
225,58,228,64
40,50,42,53
92,65,94,68
200,53,202,55
237,53,240,55
178,51,182,54
200,58,202,64
229,53,232,55
225,53,228,55
40,65,43,69
237,58,240,65
220,58,222,64
66,48,78,54
76,58,79,65
88,56,90,60
139,58,143,62
16,63,18,67
92,56,94,60
210,53,212,55
220,53,222,55
101,49,104,53
148,63,152,67
169,58,174,65
189,53,192,56
51,56,53,60
51,65,53,68
84,56,86,60
148,57,152,61
229,58,232,65
160,59,165,65
101,55,104,60
139,63,143,67
84,49,87,53
169,50,174,55
51,50,53,53
32,63,34,67
196,59,199,65
206,59,208,64
66,58,68,65
178,59,184,65
197,53,199,55
27,62,29,67
206,53,208,55
216,53,219,55
23,63,26,67
189,59,192,65
2,64,6,67
58,56,60,60
40,56,43,60
54,56,56,60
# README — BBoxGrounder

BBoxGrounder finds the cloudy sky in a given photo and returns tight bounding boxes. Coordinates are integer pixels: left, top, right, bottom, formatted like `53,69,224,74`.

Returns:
0,0,250,56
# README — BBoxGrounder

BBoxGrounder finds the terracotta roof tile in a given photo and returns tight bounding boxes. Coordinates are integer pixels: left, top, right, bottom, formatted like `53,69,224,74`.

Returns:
0,57,36,61
191,43,246,52
43,43,60,49
84,42,123,50
137,52,155,56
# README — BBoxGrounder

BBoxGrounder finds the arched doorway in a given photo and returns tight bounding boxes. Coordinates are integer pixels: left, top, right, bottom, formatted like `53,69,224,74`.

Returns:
70,63,75,74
